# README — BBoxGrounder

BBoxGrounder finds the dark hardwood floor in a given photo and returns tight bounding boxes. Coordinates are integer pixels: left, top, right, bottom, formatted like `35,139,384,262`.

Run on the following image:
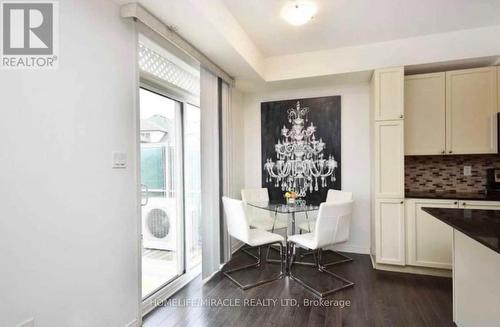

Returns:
143,250,453,327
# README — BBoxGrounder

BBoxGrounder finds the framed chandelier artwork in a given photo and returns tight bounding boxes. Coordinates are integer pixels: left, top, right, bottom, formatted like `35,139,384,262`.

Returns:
261,96,341,203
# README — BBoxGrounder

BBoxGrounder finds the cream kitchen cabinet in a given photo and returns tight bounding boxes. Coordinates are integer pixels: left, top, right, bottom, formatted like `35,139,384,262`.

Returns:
371,67,406,267
406,199,456,269
375,120,404,198
446,67,498,154
375,199,405,266
458,200,500,210
404,73,446,155
404,66,499,156
373,67,405,121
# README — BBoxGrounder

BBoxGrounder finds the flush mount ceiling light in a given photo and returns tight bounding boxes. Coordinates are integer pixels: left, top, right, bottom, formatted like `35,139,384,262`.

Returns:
280,1,318,26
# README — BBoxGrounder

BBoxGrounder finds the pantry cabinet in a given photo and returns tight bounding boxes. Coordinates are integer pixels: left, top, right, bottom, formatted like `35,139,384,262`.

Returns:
371,67,406,267
404,66,499,155
406,199,455,269
375,199,405,266
404,73,446,155
373,67,404,121
375,120,404,198
446,67,498,154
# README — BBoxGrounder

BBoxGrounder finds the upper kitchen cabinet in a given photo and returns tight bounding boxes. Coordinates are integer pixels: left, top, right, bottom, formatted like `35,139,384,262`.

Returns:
404,66,499,155
405,73,446,155
373,67,404,121
446,67,498,154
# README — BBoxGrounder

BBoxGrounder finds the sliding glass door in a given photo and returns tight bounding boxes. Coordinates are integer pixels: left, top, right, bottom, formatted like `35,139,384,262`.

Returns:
140,86,201,300
140,88,184,299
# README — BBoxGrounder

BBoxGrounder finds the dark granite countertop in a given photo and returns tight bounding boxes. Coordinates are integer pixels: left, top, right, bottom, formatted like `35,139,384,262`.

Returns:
405,191,500,201
422,207,500,254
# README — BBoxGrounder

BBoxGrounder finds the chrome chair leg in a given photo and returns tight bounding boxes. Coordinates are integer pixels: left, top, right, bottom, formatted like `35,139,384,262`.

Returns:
299,249,353,267
288,244,354,298
265,243,284,264
291,248,318,267
242,247,260,261
266,224,287,264
298,212,317,258
224,241,284,290
321,249,353,267
251,208,286,264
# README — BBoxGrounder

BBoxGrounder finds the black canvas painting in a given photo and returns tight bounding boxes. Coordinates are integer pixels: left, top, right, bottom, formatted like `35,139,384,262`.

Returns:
261,96,341,204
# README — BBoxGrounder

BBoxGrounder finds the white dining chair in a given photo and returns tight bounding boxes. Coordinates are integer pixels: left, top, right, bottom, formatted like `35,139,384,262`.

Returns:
222,197,285,290
241,188,288,232
288,200,355,298
298,189,353,233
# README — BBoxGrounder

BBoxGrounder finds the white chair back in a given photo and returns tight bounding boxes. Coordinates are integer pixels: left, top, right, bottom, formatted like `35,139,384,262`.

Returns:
241,188,275,225
241,188,269,202
326,189,353,203
314,200,353,248
222,197,250,244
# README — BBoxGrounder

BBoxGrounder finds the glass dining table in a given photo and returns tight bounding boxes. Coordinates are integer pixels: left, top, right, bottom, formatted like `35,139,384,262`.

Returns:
246,201,319,274
246,201,320,238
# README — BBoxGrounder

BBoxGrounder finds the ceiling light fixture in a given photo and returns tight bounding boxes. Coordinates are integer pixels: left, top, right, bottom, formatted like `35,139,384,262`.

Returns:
280,1,318,26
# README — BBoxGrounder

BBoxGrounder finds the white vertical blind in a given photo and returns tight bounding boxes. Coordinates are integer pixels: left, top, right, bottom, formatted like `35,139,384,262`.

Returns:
200,68,221,279
221,81,232,263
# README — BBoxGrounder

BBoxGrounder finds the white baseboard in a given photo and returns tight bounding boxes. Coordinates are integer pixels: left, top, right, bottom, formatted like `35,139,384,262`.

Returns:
201,267,221,284
16,318,34,327
202,243,245,286
370,254,452,278
330,243,371,254
125,318,139,327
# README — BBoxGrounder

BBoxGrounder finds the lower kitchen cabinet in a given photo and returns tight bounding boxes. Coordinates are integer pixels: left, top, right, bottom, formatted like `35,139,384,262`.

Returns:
406,199,456,269
374,198,500,271
375,198,405,266
458,200,500,210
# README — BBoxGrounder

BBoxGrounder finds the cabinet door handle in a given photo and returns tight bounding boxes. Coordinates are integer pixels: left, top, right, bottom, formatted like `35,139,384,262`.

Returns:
462,202,467,206
441,150,445,154
449,150,453,154
399,114,404,119
454,201,458,205
400,201,404,204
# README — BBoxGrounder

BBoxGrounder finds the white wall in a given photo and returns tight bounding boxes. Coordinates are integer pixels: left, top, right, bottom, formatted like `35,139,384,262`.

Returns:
242,83,371,254
0,1,139,326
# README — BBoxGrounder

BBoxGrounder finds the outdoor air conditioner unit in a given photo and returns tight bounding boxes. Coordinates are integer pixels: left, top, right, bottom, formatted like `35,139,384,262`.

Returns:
142,197,177,251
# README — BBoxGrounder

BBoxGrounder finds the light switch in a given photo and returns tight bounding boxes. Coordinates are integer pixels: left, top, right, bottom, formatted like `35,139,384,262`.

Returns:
463,166,472,176
112,152,127,169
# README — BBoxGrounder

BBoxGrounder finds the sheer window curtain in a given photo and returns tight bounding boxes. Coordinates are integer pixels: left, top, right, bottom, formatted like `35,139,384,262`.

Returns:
200,68,232,279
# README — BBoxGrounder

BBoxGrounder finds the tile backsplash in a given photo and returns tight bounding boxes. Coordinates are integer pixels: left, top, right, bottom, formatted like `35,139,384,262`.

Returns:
405,154,500,193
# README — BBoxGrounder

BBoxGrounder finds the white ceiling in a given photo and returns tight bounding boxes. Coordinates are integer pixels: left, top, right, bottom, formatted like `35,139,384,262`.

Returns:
115,0,500,88
222,0,500,56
